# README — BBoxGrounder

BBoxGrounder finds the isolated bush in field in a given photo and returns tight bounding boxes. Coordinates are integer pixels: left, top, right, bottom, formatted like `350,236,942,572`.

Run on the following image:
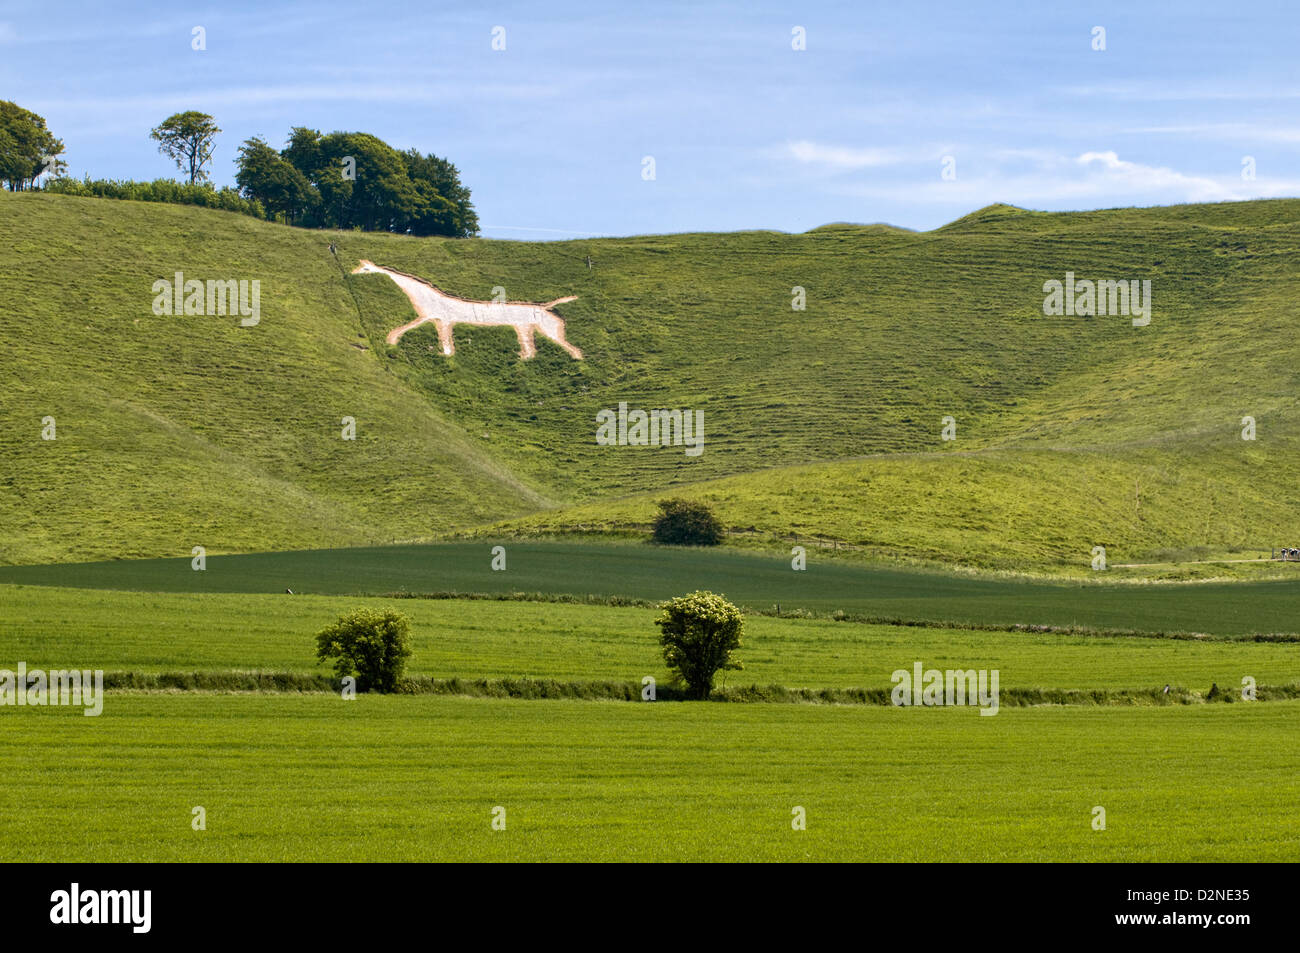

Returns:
652,498,723,546
656,590,744,700
314,607,412,693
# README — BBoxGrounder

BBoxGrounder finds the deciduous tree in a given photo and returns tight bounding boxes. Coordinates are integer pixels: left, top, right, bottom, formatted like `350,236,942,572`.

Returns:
0,100,65,191
150,111,220,184
656,591,745,699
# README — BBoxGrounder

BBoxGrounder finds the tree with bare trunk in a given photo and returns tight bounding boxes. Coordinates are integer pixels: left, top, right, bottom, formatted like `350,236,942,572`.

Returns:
0,100,65,191
150,111,220,184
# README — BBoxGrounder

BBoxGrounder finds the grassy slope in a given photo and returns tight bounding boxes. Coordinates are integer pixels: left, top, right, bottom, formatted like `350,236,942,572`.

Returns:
424,201,1300,571
6,192,1300,572
342,200,1295,492
5,695,1296,860
476,443,1295,575
0,193,545,565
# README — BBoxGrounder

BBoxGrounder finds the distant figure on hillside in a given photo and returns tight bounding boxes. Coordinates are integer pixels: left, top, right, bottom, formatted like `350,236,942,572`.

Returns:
352,259,582,360
285,588,294,594
1163,684,1170,695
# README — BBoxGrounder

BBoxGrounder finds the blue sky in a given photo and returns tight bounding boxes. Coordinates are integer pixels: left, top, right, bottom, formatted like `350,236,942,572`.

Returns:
4,0,1299,238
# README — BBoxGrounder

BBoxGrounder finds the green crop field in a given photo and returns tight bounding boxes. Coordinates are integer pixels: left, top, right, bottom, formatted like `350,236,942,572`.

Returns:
2,578,1297,861
3,695,1297,862
5,584,1299,691
3,541,1300,637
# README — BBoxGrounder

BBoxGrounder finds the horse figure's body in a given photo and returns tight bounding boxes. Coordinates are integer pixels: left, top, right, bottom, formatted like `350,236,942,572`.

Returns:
352,260,582,359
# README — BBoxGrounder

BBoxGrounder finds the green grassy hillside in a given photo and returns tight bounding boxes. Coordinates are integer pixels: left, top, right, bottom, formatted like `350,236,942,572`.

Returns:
342,199,1300,572
5,191,1300,571
0,193,547,564
477,441,1295,574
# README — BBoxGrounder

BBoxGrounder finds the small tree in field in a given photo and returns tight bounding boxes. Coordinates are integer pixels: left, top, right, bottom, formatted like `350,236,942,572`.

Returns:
656,591,744,699
315,607,412,693
652,498,723,546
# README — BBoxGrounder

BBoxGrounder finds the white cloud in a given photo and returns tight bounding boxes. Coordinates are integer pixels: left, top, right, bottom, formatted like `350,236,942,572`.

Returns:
1074,150,1235,202
835,150,1300,207
1125,122,1300,144
1053,81,1300,102
784,140,919,170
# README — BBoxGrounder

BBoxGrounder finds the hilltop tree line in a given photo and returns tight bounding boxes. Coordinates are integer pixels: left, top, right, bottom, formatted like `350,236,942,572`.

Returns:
236,128,478,236
1,101,478,237
0,100,66,190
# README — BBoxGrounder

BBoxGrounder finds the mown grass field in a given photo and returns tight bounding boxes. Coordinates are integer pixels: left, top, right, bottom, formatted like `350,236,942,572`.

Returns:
4,585,1297,691
3,695,1296,861
4,541,1300,636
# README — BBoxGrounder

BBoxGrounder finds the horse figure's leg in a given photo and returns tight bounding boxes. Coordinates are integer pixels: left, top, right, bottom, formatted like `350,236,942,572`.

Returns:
515,323,537,359
540,324,583,359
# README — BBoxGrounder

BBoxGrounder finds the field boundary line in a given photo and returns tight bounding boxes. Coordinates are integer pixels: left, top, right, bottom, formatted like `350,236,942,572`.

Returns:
96,672,1300,706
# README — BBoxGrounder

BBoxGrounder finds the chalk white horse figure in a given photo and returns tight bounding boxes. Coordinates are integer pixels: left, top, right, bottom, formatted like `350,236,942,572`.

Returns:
352,260,582,359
